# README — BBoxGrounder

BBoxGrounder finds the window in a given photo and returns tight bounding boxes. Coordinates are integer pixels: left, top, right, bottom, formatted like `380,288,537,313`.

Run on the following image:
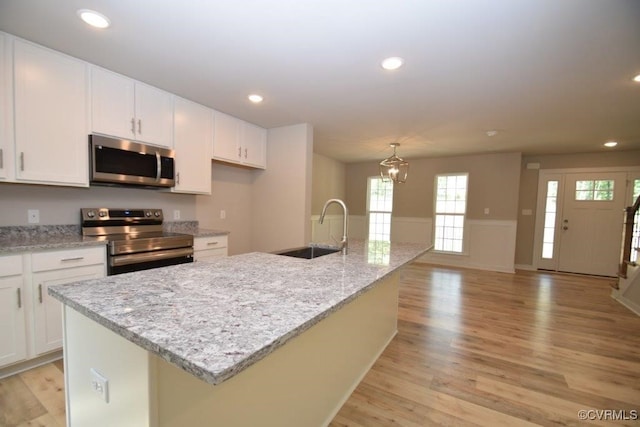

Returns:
434,174,468,253
542,181,559,259
632,179,640,263
367,176,393,241
575,180,614,201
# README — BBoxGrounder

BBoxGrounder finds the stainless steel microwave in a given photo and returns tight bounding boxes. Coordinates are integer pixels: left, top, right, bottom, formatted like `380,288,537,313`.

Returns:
89,135,175,188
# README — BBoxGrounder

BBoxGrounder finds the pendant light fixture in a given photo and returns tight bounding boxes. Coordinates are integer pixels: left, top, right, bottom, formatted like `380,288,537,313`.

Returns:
379,143,409,184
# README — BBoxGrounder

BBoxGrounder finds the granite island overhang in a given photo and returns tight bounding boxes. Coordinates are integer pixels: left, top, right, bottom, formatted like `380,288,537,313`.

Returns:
50,239,430,427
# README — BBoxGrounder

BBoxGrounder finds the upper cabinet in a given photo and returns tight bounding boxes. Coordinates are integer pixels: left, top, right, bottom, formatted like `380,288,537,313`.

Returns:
213,111,266,169
171,97,213,195
0,33,11,181
91,67,174,148
13,39,89,187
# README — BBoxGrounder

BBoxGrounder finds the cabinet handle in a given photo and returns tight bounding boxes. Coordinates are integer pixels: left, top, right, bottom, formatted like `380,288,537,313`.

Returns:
131,118,136,135
138,119,142,134
61,256,84,262
155,151,161,181
17,288,22,309
176,172,180,184
20,152,24,171
244,148,247,159
206,242,219,246
38,284,43,304
238,147,242,158
0,148,3,169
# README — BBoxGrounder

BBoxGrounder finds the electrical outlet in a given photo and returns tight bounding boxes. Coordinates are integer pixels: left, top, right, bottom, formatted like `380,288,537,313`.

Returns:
28,209,40,224
220,210,226,220
173,210,181,220
90,368,109,403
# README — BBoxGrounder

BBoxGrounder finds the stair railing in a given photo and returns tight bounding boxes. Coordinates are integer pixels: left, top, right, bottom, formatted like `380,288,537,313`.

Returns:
619,193,640,279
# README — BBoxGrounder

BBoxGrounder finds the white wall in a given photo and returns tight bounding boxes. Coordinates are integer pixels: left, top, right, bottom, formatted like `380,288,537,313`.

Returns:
0,183,195,226
251,124,313,253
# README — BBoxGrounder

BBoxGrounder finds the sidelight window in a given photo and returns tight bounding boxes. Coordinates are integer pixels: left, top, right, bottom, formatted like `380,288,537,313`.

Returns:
542,181,559,259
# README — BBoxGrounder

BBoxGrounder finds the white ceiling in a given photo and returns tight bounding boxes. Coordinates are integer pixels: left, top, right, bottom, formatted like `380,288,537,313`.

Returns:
1,0,639,163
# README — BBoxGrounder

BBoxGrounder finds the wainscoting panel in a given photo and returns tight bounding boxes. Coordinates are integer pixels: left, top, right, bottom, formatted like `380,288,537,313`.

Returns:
314,215,517,273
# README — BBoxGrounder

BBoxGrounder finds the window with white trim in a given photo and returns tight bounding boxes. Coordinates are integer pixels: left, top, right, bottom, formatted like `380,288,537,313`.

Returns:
632,179,640,263
367,176,393,241
434,174,468,253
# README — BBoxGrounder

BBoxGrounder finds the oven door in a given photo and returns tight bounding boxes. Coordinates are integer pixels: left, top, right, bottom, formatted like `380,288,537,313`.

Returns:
90,134,175,187
108,247,193,275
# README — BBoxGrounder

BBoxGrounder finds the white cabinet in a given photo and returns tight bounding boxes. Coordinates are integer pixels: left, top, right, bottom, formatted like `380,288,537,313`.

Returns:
0,32,13,181
0,255,27,367
213,111,266,169
241,122,267,168
13,39,89,186
91,67,174,148
171,97,213,195
194,235,228,262
30,247,105,355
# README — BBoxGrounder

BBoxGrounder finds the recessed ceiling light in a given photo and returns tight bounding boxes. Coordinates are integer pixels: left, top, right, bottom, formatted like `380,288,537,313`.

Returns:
77,9,110,29
633,74,640,83
381,57,404,71
604,141,618,147
248,94,263,103
486,130,498,137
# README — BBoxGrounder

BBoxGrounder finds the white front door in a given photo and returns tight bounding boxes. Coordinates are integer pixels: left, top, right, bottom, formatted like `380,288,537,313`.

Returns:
556,172,627,276
536,171,629,277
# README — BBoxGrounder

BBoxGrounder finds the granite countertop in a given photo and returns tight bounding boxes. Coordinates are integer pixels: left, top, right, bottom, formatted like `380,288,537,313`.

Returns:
49,239,429,386
0,222,229,254
0,225,106,254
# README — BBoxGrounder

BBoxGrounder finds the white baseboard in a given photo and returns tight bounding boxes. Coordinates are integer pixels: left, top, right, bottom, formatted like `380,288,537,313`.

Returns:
515,264,536,271
611,290,640,317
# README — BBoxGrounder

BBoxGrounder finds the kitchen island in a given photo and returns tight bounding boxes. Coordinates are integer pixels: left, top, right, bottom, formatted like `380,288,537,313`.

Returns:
50,239,429,427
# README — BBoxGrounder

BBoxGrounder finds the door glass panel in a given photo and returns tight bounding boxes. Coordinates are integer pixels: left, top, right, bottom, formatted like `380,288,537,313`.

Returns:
575,180,614,201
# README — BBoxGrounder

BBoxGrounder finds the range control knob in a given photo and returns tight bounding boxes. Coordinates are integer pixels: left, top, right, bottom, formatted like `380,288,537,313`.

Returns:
154,211,161,217
98,211,107,218
145,211,152,217
86,210,95,218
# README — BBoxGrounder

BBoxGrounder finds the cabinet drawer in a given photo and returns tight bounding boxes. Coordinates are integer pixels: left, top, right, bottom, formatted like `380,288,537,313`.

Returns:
194,235,228,251
31,247,106,272
194,248,227,262
0,254,23,277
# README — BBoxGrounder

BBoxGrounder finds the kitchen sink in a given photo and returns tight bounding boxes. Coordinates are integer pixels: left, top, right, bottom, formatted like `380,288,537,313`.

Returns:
275,246,341,259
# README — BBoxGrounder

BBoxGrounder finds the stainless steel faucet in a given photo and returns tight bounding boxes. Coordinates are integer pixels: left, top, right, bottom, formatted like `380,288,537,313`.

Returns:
319,198,349,255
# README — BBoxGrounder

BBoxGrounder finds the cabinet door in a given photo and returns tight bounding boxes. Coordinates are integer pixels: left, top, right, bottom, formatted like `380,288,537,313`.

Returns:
32,265,104,355
172,97,212,194
212,111,241,163
0,254,26,368
91,67,136,139
135,82,174,148
241,122,267,169
14,40,89,186
0,32,13,181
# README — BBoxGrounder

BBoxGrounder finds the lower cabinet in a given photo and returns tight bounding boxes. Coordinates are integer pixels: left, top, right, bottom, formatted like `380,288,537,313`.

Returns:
0,247,106,371
0,254,27,367
194,235,228,262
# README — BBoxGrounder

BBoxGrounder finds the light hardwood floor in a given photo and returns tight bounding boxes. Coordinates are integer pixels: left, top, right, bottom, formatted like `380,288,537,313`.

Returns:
1,263,639,426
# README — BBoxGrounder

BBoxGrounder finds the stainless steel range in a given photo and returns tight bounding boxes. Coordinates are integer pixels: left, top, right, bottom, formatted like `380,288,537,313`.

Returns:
81,208,194,275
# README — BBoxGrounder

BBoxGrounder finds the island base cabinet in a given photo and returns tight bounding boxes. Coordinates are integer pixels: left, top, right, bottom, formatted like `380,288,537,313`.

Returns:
62,272,400,427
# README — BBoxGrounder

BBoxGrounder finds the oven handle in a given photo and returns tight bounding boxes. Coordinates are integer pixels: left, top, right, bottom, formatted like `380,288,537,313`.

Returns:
110,247,193,267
